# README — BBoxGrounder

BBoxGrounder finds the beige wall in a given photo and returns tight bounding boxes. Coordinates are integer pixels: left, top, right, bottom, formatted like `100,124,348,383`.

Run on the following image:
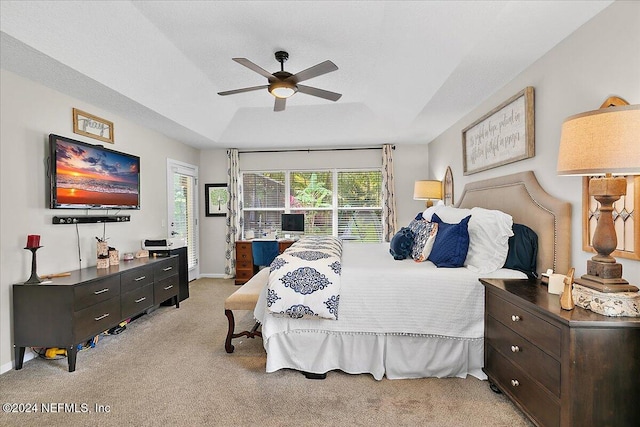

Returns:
0,70,200,373
428,1,640,280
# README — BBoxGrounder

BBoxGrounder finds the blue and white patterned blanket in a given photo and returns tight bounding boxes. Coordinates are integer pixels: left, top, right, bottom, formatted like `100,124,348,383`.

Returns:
266,236,342,320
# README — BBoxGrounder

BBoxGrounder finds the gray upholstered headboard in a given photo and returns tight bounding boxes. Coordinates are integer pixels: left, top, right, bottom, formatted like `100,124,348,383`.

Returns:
456,171,571,274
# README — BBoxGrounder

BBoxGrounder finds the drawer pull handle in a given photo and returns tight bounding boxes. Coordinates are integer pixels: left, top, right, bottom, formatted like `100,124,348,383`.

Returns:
94,288,109,295
94,313,110,321
511,345,520,353
511,315,521,322
163,285,174,290
135,297,147,303
511,379,520,387
135,276,147,281
162,267,173,271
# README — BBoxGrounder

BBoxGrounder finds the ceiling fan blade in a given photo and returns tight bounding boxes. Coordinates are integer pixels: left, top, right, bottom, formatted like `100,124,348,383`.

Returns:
218,85,268,96
297,85,342,102
232,58,274,79
288,60,338,83
274,97,286,112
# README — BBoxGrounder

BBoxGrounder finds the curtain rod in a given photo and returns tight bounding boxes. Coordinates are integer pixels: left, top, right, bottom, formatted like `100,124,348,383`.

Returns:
238,145,395,154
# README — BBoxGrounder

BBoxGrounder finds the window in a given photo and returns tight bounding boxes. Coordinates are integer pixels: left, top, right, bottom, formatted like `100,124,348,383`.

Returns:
242,169,382,242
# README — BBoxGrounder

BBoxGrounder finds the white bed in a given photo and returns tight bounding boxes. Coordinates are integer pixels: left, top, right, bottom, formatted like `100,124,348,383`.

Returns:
253,171,571,380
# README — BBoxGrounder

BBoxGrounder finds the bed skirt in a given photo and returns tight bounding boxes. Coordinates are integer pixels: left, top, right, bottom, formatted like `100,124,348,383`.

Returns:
263,330,486,381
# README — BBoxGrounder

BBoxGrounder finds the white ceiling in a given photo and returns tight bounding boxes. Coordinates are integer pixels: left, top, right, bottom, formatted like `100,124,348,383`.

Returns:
0,1,613,150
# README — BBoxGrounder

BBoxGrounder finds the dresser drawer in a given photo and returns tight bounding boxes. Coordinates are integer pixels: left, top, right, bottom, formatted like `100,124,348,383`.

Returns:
486,344,560,427
486,315,560,397
74,296,120,341
154,275,178,305
154,257,179,281
74,276,120,311
236,243,252,260
121,284,154,319
120,265,154,293
237,258,253,270
486,291,561,358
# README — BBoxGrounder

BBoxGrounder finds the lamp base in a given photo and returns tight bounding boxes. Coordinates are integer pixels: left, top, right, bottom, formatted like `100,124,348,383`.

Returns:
575,259,637,292
574,276,638,293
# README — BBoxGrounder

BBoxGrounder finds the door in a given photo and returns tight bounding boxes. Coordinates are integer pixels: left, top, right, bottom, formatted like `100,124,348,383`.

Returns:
167,159,199,281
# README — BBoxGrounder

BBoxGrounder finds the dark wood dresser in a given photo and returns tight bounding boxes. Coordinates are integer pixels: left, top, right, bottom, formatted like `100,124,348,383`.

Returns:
235,240,294,284
13,256,179,372
480,278,640,427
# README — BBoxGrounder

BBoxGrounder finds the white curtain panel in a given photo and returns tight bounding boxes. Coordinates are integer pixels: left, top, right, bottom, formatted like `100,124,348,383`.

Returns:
382,144,397,242
224,149,241,278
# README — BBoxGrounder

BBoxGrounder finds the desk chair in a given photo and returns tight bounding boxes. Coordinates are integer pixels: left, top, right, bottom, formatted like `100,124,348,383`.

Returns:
251,240,279,270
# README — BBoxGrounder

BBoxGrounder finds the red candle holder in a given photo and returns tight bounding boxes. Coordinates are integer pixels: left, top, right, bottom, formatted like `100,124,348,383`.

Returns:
26,234,40,248
24,246,42,284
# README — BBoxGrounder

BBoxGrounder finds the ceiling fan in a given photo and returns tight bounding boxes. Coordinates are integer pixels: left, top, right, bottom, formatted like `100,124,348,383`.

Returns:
217,51,342,112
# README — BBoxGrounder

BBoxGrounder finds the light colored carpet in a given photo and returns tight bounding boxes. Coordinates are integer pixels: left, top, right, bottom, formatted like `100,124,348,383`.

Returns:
0,277,533,426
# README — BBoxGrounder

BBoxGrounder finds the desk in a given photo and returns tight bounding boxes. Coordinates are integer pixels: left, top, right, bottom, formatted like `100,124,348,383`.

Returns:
235,240,295,285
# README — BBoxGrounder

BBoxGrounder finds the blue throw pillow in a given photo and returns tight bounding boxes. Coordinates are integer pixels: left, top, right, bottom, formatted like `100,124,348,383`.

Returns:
389,227,415,260
427,214,471,268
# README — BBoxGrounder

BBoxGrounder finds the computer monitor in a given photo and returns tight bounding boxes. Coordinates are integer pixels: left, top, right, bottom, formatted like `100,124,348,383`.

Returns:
281,213,305,237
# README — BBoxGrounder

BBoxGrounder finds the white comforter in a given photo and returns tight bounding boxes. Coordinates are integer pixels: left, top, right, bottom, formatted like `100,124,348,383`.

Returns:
256,241,526,341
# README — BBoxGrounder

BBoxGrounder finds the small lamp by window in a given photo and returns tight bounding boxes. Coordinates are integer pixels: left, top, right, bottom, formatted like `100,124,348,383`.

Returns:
557,99,640,292
413,180,442,208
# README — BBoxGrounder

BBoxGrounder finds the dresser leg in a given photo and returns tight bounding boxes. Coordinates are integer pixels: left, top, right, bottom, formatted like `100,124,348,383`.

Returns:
14,346,25,370
489,382,502,394
67,346,77,372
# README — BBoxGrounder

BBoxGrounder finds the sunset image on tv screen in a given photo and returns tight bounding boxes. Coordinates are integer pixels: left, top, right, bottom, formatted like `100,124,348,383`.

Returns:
55,139,139,208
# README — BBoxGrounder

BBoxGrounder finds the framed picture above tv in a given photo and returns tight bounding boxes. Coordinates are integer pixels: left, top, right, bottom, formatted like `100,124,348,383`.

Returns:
49,134,140,210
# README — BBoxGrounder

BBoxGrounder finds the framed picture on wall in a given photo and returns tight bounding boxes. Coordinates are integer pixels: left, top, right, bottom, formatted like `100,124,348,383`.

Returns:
462,87,535,175
205,183,229,217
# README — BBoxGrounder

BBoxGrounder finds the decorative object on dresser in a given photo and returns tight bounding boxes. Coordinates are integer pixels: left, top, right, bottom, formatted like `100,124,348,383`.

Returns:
557,97,639,296
481,278,640,427
462,87,535,175
559,267,575,311
13,256,180,372
413,180,442,207
24,234,43,284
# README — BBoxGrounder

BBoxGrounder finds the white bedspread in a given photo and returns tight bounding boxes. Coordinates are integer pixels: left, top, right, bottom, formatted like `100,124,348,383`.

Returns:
255,241,526,341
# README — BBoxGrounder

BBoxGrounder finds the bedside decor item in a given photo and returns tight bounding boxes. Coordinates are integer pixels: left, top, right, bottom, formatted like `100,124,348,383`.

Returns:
24,244,42,284
557,98,640,293
443,166,454,206
413,180,442,207
462,87,534,175
560,267,575,310
205,183,229,217
573,283,640,317
547,273,566,295
109,248,119,265
72,108,114,143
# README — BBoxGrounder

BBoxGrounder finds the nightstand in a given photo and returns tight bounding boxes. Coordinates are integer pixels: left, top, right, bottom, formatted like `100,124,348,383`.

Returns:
480,278,640,427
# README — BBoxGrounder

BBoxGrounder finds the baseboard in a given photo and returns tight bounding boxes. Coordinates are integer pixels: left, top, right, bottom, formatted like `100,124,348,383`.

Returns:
198,273,230,279
0,348,35,375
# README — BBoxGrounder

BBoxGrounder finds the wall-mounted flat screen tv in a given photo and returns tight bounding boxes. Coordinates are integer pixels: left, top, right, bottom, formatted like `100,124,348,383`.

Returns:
49,134,140,209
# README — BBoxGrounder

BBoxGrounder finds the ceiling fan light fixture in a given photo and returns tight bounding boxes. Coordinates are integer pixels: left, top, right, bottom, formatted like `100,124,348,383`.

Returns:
269,81,298,98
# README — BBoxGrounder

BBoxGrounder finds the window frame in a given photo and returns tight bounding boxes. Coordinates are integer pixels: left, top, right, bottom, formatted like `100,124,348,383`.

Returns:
241,167,383,241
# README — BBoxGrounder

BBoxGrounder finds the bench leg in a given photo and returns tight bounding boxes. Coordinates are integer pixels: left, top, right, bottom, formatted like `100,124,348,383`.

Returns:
224,309,263,354
224,309,236,353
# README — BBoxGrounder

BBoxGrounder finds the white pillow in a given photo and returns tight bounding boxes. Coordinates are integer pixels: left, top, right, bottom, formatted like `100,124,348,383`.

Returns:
465,207,513,273
423,206,513,274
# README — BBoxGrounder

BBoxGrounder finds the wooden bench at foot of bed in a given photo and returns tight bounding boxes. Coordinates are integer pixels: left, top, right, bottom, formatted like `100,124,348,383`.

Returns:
224,269,267,353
